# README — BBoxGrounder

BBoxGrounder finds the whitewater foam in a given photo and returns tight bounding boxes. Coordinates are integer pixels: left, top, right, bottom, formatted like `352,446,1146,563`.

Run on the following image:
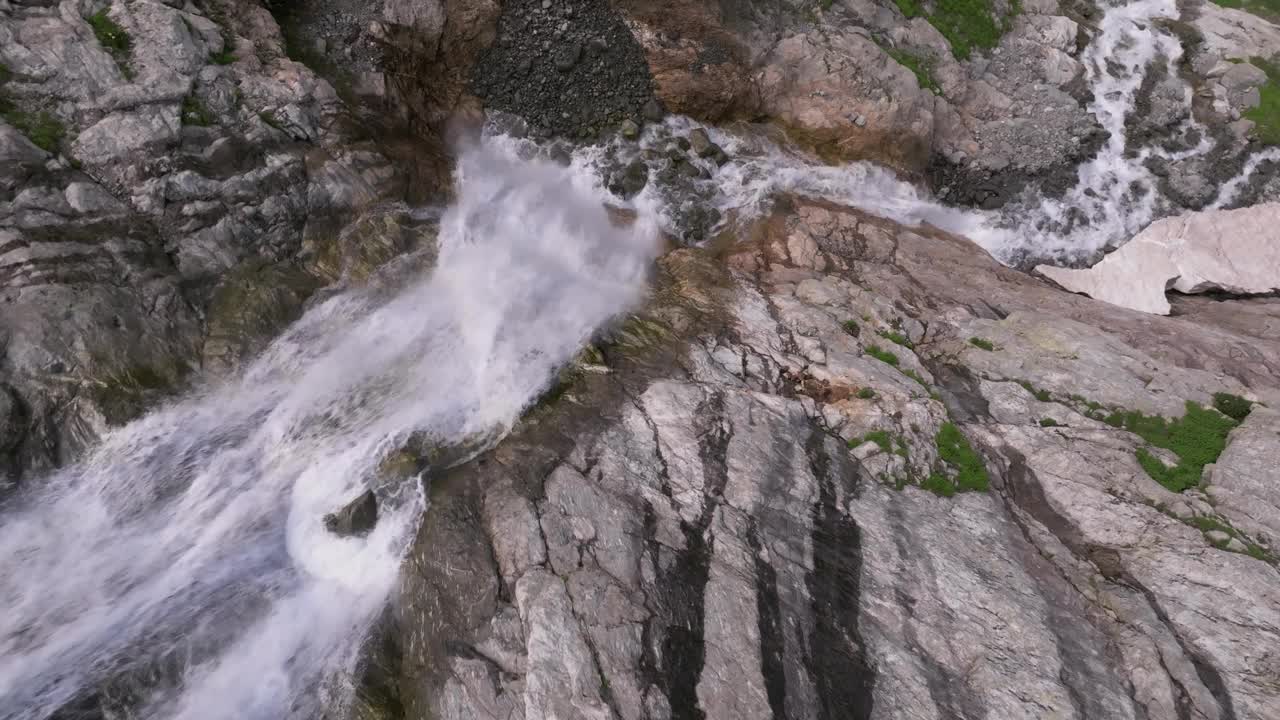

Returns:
543,0,1271,265
0,142,659,720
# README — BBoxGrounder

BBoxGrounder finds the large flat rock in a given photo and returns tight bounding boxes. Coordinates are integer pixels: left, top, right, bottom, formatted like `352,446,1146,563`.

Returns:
1036,203,1280,314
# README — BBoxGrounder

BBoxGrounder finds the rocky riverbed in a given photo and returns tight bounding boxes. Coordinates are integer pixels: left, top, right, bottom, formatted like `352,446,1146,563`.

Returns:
3,0,1280,719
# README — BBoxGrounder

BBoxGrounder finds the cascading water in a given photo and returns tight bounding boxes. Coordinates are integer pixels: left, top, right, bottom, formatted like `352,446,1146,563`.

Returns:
550,0,1272,265
0,143,659,720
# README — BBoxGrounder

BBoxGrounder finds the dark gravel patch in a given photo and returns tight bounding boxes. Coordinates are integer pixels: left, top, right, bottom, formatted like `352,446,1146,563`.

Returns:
470,0,656,139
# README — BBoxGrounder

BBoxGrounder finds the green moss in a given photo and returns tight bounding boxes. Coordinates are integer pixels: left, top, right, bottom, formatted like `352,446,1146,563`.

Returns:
259,110,284,130
904,369,930,390
1039,418,1060,427
1113,402,1245,493
0,102,65,153
855,430,894,453
1211,0,1280,23
857,387,877,400
1212,392,1253,422
88,9,131,52
894,0,1016,60
842,319,860,336
935,422,990,492
1017,380,1052,403
921,473,957,497
968,337,995,351
1244,57,1280,145
865,344,900,366
884,46,941,94
211,31,237,65
877,328,914,348
181,95,213,126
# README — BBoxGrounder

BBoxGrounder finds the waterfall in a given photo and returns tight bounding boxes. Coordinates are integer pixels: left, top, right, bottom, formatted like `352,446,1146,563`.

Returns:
0,142,659,720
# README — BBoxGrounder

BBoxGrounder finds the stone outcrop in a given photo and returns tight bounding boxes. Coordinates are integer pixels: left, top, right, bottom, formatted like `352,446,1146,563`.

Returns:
1036,203,1280,314
0,0,458,492
386,198,1280,720
609,0,1097,186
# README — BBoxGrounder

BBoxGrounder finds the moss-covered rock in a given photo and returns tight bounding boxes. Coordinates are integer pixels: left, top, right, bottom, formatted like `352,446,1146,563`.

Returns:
202,260,323,374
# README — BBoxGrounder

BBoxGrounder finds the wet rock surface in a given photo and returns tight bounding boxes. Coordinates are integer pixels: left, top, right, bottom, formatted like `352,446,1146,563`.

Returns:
325,489,379,537
0,0,461,494
383,199,1280,719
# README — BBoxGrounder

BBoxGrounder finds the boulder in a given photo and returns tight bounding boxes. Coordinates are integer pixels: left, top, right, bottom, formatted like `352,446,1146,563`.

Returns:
324,489,379,537
756,29,937,170
612,0,758,121
1036,204,1280,314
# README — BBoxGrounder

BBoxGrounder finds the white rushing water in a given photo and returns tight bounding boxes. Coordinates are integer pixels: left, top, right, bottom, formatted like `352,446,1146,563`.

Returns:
549,0,1271,265
0,143,659,720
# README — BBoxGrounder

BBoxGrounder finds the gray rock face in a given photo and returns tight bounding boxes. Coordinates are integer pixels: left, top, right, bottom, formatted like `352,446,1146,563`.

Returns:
615,0,1098,178
0,0,454,491
388,200,1280,719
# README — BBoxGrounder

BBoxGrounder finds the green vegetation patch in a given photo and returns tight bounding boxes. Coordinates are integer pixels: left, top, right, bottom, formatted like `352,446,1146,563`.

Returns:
181,95,213,126
0,61,65,153
1039,418,1060,427
259,110,284,130
1244,57,1280,145
851,429,895,453
89,9,131,52
1017,379,1052,402
842,319,860,337
924,422,990,496
1213,392,1253,422
0,98,65,153
904,369,930,390
877,328,915,349
865,344,900,366
857,387,877,400
1211,0,1280,23
884,46,941,94
1108,402,1244,493
893,0,1018,60
211,32,237,65
1184,513,1276,563
969,337,995,351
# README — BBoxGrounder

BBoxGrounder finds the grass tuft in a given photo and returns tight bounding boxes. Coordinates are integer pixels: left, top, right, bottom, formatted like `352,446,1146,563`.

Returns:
1244,57,1280,145
884,46,941,94
904,369,930,390
877,328,914,348
181,95,213,126
922,423,990,496
1212,392,1253,422
857,387,877,400
842,319,860,337
969,337,995,351
1017,380,1052,403
865,344,900,366
1211,0,1280,24
88,9,131,52
1039,418,1060,427
893,0,1016,60
1111,402,1245,493
259,111,284,130
854,430,894,453
0,89,65,152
